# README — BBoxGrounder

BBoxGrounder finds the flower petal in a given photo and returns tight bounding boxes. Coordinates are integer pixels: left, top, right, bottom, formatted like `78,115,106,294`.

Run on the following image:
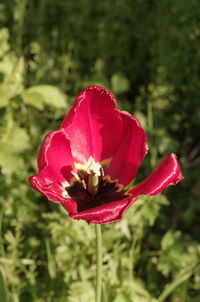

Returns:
29,173,66,203
130,153,184,197
29,129,76,203
107,111,148,186
30,172,78,213
61,85,123,164
65,197,137,224
37,129,75,182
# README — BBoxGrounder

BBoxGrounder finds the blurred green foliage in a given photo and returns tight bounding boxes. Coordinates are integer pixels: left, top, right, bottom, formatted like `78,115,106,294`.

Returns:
0,1,200,301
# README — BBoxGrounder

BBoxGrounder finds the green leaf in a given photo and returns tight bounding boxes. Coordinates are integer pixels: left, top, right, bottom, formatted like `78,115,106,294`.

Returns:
21,90,44,110
22,85,67,109
158,269,194,302
0,147,24,172
157,231,199,277
46,239,56,279
111,73,130,94
6,127,29,153
0,270,7,302
126,194,169,228
0,28,9,57
68,282,94,302
0,126,29,172
0,85,9,107
114,280,157,302
0,82,22,108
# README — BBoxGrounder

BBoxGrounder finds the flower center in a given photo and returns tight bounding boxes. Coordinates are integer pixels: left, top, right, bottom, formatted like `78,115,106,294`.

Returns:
62,157,131,212
85,157,103,195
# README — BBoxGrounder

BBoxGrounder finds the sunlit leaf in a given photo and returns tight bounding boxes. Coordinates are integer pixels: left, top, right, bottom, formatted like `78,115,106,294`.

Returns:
22,85,67,109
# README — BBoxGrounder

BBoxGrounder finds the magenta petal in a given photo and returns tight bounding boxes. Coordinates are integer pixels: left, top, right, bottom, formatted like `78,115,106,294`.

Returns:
37,129,75,181
29,129,75,203
61,85,123,163
130,153,184,197
68,197,137,224
29,174,66,203
107,111,148,186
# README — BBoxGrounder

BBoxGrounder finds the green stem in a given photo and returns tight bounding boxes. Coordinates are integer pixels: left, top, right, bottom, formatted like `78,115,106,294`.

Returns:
15,0,28,56
147,99,156,168
95,224,102,302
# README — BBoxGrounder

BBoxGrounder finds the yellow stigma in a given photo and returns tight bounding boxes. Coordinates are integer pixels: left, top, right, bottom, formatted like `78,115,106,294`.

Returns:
86,157,101,195
86,157,101,176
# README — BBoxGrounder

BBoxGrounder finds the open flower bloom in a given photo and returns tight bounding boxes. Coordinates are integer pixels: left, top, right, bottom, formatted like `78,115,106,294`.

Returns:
29,85,183,224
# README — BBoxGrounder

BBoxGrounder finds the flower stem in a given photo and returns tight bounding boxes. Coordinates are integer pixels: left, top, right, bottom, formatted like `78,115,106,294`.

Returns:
95,224,102,302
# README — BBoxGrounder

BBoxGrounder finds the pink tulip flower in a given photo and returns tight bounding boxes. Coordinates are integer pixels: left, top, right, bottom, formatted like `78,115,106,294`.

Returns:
29,85,183,224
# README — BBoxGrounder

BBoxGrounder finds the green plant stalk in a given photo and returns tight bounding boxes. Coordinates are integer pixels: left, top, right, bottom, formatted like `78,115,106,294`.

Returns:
147,99,157,168
15,0,28,56
158,267,196,302
95,224,102,302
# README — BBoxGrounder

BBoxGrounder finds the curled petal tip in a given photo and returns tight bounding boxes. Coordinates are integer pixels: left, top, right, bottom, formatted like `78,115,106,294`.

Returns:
130,153,184,197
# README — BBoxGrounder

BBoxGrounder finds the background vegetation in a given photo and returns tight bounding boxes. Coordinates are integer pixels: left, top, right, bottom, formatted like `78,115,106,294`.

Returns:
0,1,200,301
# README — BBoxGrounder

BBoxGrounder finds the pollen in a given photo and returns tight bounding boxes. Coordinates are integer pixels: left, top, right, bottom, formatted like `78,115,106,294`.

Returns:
86,157,102,177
